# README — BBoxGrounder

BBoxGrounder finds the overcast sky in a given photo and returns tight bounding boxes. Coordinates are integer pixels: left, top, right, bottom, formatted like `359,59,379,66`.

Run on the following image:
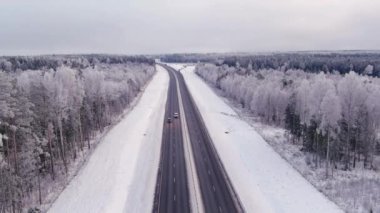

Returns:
1,0,380,55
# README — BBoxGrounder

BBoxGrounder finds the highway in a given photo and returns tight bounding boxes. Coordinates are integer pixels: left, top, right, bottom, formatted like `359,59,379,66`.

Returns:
153,65,244,213
152,66,190,213
153,64,243,213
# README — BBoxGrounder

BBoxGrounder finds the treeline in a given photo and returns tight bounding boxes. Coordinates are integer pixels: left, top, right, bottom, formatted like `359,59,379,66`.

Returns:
195,63,380,178
221,52,380,77
0,55,154,73
161,52,380,76
0,56,155,212
159,53,220,63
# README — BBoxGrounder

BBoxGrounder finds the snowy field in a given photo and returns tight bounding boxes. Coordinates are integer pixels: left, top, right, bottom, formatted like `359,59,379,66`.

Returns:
48,66,169,213
171,64,342,213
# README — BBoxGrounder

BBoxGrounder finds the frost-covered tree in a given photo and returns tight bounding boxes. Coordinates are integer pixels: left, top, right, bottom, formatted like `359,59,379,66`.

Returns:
0,56,155,211
320,88,341,178
82,67,106,136
195,62,380,172
296,79,311,126
337,71,368,169
0,72,14,121
363,64,374,75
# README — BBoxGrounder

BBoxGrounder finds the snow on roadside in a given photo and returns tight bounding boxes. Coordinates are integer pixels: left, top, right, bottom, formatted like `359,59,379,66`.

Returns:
173,64,342,213
246,120,380,213
194,73,380,213
48,65,169,213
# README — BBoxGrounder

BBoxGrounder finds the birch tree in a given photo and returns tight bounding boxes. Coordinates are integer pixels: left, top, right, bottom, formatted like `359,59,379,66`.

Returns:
320,88,341,178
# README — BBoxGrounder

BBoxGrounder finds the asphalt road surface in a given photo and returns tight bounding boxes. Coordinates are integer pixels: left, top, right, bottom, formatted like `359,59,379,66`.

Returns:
152,65,190,213
153,64,243,213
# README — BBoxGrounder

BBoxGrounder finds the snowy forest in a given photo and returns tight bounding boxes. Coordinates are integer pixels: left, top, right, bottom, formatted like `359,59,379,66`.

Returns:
0,55,155,212
161,51,380,77
195,62,380,175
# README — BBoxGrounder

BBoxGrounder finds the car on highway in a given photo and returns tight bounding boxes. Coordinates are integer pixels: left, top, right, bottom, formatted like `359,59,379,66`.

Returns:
174,112,179,118
167,117,172,123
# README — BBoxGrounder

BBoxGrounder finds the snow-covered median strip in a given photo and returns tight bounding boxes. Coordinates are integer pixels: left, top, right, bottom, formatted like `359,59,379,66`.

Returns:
177,64,342,213
49,65,169,213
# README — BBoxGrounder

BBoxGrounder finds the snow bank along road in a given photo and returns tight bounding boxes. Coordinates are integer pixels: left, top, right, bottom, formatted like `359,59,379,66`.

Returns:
176,64,343,213
154,64,244,213
48,66,169,213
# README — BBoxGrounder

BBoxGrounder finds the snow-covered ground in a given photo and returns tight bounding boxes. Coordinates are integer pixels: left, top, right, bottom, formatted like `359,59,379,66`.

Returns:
199,80,380,213
173,64,342,213
249,121,380,213
48,65,169,213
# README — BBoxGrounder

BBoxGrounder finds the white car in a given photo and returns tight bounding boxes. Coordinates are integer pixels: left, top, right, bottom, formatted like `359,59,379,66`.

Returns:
173,112,179,118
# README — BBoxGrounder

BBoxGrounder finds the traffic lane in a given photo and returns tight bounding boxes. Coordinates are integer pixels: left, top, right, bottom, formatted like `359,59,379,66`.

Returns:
153,69,173,212
174,68,241,213
153,66,190,213
154,71,174,212
182,88,231,212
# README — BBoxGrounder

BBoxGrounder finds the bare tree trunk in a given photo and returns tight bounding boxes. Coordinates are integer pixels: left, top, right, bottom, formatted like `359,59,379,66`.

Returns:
12,129,18,175
48,123,55,180
78,113,84,152
87,134,91,150
72,130,77,160
12,200,15,213
54,125,60,160
345,125,351,170
5,130,11,164
325,131,330,179
353,131,359,168
315,131,319,168
57,115,68,174
37,167,41,205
